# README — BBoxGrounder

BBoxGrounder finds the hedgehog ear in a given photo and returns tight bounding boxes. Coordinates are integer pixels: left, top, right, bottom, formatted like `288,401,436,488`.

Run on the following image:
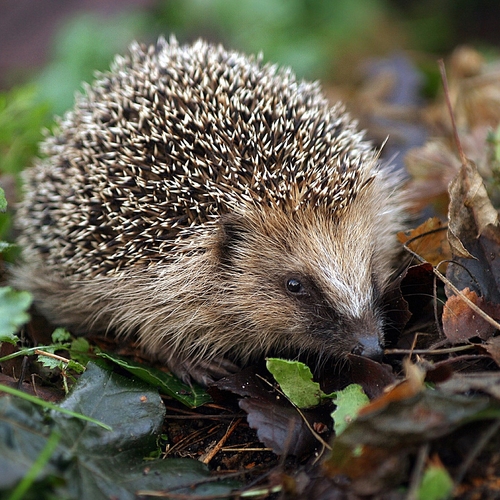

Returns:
216,214,249,264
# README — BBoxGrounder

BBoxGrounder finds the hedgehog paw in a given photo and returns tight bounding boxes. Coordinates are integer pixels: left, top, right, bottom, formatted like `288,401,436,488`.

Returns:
169,355,240,386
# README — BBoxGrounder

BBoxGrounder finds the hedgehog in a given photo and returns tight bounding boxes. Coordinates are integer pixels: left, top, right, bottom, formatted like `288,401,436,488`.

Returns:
12,37,404,385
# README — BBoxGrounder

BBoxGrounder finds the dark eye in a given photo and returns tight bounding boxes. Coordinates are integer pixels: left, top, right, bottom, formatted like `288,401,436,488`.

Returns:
286,278,304,294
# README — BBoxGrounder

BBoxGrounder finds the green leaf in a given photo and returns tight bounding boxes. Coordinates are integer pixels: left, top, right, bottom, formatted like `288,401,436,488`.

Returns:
66,359,86,374
0,331,19,345
325,388,500,479
7,430,61,500
0,286,32,339
0,383,111,430
97,351,211,408
418,462,453,500
69,337,91,365
0,397,60,492
36,355,63,370
266,358,324,408
0,363,239,499
331,384,369,435
51,328,71,343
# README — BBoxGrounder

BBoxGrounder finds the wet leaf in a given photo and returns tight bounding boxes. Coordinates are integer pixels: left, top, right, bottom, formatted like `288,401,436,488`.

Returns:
0,363,238,499
323,388,500,495
239,396,321,457
97,351,211,408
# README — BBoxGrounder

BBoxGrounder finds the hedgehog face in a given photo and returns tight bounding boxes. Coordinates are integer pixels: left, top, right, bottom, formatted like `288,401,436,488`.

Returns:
281,272,385,361
216,197,396,364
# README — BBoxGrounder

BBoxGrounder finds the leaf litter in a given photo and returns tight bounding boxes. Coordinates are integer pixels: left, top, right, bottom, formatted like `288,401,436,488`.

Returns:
2,47,500,499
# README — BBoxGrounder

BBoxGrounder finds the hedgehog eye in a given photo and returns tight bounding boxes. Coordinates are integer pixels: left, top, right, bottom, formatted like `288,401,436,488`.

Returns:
286,278,304,294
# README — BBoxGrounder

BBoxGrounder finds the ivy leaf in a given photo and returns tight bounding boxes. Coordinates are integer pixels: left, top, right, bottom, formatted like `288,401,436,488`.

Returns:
0,363,239,499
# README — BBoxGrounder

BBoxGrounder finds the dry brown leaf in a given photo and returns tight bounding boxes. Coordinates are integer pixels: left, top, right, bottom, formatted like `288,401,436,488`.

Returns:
446,162,500,316
398,217,451,266
448,160,499,243
443,287,500,343
358,361,425,417
446,160,500,306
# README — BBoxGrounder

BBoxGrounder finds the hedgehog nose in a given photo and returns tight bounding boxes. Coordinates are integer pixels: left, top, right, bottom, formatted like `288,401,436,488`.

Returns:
352,335,384,361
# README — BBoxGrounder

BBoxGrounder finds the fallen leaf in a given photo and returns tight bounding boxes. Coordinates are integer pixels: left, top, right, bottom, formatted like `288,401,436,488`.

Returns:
266,358,323,408
323,388,500,496
348,355,396,400
358,361,425,417
214,367,329,457
398,218,451,267
448,160,499,256
0,363,239,498
438,371,500,400
443,287,500,342
331,384,369,436
445,160,500,340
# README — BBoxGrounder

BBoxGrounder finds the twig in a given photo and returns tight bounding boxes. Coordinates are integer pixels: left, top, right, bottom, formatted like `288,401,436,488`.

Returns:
385,344,475,355
403,240,500,332
200,418,242,464
435,266,500,331
34,349,70,364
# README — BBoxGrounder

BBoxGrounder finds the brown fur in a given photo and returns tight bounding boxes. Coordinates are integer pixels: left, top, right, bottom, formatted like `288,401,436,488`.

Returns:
11,38,404,384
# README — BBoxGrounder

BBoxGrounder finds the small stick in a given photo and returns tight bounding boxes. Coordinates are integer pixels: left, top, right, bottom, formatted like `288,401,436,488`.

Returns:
201,418,242,464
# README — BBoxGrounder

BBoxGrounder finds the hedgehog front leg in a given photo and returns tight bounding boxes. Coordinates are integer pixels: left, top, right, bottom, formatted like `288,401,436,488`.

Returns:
165,353,240,386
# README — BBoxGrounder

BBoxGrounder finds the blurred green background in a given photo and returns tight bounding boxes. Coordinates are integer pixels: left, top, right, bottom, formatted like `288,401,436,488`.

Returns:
0,0,499,240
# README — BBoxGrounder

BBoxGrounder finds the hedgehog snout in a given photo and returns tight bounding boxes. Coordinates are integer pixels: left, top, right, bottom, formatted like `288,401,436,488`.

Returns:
351,333,384,361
